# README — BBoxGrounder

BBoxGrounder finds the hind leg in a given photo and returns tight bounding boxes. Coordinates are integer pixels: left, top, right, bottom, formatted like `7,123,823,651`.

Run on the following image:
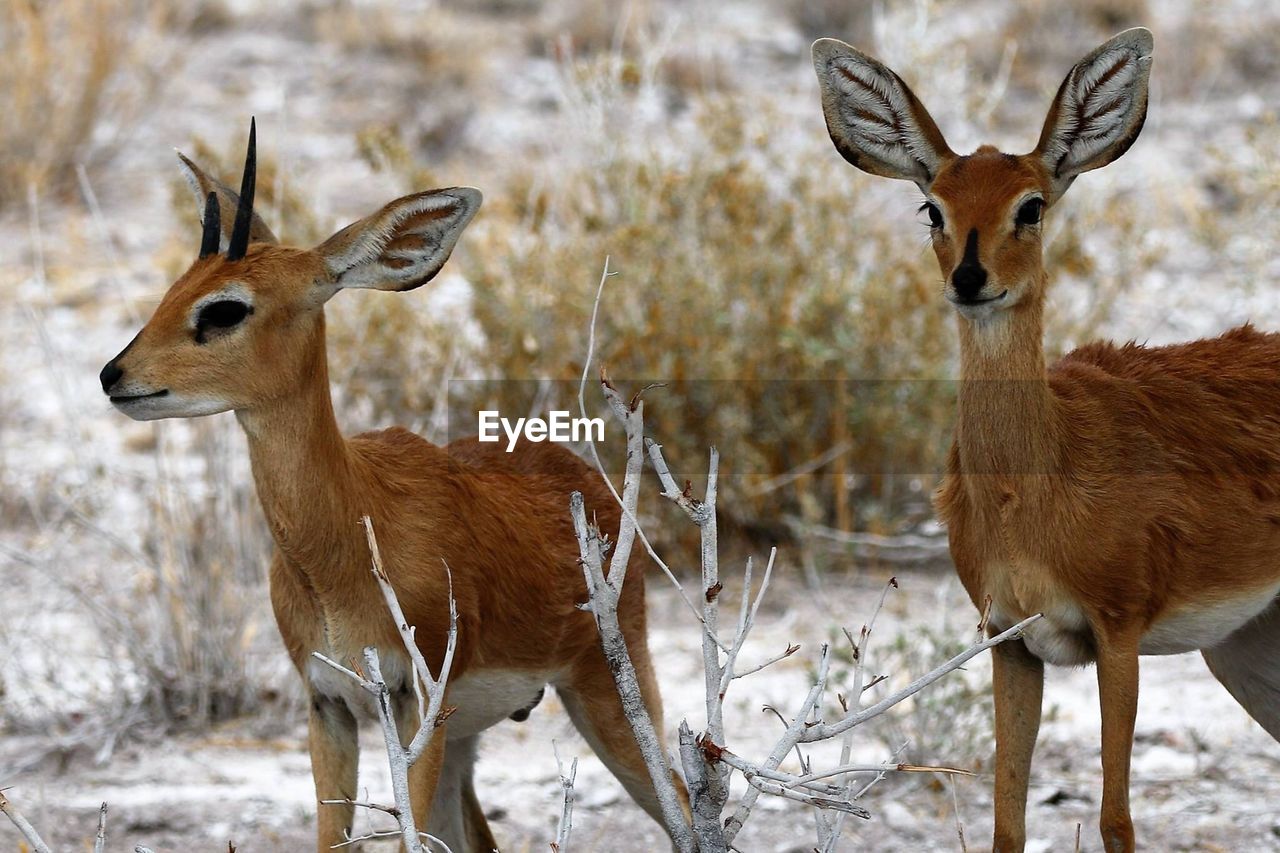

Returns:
423,733,499,853
1202,598,1280,741
558,642,690,834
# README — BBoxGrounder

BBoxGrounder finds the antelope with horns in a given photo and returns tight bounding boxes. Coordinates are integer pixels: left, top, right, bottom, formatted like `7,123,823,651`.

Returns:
100,122,687,852
814,28,1280,853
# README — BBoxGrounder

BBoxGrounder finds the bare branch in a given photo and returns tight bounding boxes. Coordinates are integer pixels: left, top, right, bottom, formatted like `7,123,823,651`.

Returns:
310,519,461,853
570,492,695,852
360,516,457,764
572,256,712,629
821,576,897,851
0,789,53,853
94,802,108,853
740,773,871,819
729,643,799,681
800,615,1042,743
678,723,728,853
723,644,834,844
552,742,578,853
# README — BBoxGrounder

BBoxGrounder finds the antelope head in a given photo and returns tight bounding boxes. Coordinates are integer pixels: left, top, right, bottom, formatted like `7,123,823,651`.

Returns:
100,120,481,419
813,29,1153,322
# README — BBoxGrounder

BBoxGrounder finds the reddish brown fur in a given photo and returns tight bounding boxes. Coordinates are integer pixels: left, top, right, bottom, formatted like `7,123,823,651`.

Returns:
103,161,687,852
815,28,1280,853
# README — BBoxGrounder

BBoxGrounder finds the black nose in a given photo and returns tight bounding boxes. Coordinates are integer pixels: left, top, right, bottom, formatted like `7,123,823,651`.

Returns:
100,360,124,394
951,263,988,300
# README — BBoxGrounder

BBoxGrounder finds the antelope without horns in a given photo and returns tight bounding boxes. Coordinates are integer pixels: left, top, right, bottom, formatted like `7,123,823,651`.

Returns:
100,121,687,852
814,27,1280,853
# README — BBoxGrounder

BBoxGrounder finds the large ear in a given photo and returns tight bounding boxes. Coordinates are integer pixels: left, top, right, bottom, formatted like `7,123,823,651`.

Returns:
314,187,481,293
811,38,954,190
176,152,279,248
1032,27,1153,200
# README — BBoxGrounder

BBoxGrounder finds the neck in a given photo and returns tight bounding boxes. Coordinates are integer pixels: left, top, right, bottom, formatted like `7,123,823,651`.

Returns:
235,319,360,571
954,284,1060,479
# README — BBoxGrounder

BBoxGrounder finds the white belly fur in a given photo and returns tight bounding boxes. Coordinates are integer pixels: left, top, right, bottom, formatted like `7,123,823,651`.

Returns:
307,650,554,740
994,599,1095,666
1140,584,1280,655
445,670,556,738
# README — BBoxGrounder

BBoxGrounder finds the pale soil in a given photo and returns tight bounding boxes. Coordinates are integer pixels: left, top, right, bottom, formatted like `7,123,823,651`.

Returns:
4,572,1279,852
3,1,1280,851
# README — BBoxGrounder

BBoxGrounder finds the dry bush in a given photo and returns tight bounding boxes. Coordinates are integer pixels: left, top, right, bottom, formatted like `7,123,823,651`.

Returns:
1000,0,1149,77
303,0,497,158
0,0,170,210
0,422,280,755
329,35,1166,544
1197,113,1280,303
81,419,276,732
784,0,879,42
346,96,956,537
526,0,657,59
307,0,483,74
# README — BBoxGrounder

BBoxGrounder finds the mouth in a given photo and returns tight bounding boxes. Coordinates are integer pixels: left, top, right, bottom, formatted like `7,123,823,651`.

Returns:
109,389,170,404
950,289,1009,307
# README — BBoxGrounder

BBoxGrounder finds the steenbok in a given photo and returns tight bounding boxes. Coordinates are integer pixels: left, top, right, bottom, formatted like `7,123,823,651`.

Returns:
101,122,686,852
814,27,1279,853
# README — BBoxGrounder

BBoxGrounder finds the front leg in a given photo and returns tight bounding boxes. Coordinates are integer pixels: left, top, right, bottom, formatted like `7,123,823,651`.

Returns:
1095,625,1140,853
991,637,1044,853
310,694,359,852
393,691,449,851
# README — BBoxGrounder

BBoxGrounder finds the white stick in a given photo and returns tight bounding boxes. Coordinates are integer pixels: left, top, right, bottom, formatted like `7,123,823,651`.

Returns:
570,492,696,852
677,722,728,853
0,790,52,853
822,577,896,851
573,257,717,632
552,742,578,853
723,644,834,844
800,615,1041,743
94,802,108,853
307,518,462,853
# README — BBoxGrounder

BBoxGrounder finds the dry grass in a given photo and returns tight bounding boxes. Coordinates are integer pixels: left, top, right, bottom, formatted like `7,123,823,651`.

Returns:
0,0,171,211
784,0,878,42
0,419,280,747
66,419,279,734
332,41,1159,545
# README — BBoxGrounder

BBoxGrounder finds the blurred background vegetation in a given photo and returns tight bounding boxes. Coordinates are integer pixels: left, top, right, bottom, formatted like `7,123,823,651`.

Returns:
1,0,1277,754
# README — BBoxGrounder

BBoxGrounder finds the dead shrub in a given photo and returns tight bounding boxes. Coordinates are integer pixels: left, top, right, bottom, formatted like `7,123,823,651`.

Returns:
327,42,1165,546
0,0,170,210
82,419,276,732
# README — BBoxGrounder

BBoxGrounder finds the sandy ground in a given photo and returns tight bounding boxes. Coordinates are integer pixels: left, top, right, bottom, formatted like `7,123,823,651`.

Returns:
3,1,1280,851
4,571,1279,852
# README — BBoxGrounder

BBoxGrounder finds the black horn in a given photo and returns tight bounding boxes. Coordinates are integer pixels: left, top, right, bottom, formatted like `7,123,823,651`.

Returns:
199,191,221,258
226,117,257,262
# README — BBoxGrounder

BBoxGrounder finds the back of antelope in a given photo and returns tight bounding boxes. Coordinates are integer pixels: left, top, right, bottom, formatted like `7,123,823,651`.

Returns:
813,27,1280,853
100,122,687,852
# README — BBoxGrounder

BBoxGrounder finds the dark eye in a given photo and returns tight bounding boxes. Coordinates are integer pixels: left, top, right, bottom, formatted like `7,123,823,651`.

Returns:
919,201,944,229
1016,198,1044,227
195,300,252,343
